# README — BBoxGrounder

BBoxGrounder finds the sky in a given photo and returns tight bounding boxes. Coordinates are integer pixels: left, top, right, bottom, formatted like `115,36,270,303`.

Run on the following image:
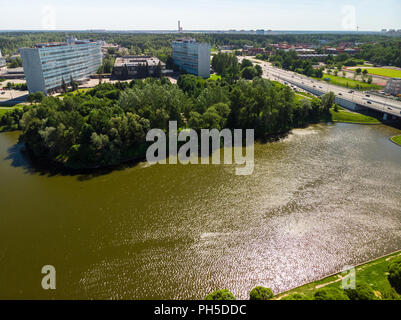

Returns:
1,0,400,31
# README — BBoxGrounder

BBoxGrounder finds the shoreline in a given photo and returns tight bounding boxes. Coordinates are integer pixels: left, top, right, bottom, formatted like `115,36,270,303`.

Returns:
1,120,398,174
275,249,401,299
390,135,401,147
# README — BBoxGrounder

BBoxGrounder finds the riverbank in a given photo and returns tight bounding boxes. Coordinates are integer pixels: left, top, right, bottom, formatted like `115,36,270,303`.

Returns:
275,250,401,300
330,106,382,124
390,135,401,147
313,73,382,91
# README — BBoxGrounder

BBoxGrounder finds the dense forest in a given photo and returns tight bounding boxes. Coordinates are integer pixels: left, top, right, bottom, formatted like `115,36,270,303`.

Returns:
1,72,334,169
1,32,400,66
356,41,401,67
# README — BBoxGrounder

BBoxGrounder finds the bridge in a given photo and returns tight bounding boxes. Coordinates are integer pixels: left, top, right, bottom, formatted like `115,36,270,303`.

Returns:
246,57,401,120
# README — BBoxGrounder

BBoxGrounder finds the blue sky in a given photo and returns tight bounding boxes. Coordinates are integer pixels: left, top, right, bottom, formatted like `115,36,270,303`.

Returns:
1,0,400,31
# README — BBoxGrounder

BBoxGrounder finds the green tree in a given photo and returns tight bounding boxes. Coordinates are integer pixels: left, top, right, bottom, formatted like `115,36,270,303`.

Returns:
61,78,67,93
241,66,257,80
241,59,253,69
205,289,236,300
321,92,336,113
8,56,22,68
255,64,263,76
281,293,311,300
388,257,401,294
344,282,377,300
249,286,274,300
314,288,350,300
27,91,45,103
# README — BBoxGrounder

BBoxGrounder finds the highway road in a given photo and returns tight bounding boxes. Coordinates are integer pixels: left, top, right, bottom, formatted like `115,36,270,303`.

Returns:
240,57,401,118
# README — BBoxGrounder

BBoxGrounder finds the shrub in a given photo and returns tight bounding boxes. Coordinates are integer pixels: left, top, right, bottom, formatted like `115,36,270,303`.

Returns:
27,91,45,103
205,289,236,300
388,257,401,294
381,287,401,300
344,282,377,300
314,287,350,300
281,293,311,300
249,286,274,300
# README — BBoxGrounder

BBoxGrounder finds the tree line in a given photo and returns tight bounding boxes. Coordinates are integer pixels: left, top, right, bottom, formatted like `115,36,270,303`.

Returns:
205,256,401,300
3,70,334,169
1,32,399,67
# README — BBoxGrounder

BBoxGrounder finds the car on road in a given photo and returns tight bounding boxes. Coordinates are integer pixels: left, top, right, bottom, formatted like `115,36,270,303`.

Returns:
367,101,372,104
366,94,370,97
348,90,354,93
339,93,342,96
388,107,393,110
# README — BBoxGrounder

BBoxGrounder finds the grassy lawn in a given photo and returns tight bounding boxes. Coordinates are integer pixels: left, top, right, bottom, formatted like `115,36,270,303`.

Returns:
316,74,381,91
0,108,10,116
295,91,315,100
391,135,401,146
357,68,401,78
0,104,26,116
330,106,381,124
60,88,90,97
275,250,401,300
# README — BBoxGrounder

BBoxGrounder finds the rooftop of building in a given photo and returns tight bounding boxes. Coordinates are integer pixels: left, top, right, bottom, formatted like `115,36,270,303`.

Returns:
114,56,164,68
22,38,99,50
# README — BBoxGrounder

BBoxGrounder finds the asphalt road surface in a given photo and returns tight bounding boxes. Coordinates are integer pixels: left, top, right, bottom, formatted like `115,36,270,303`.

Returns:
240,57,401,118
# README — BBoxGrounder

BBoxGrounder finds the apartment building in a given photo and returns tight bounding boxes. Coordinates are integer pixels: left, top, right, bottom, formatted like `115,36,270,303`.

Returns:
172,38,210,78
20,38,102,95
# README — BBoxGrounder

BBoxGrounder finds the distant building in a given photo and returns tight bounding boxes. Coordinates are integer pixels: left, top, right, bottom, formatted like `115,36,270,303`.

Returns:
325,47,338,54
172,38,211,78
220,45,235,51
297,54,331,61
20,38,102,95
256,29,265,35
112,56,165,79
385,78,401,96
100,42,120,57
0,67,25,79
244,48,266,56
0,50,6,69
295,48,316,54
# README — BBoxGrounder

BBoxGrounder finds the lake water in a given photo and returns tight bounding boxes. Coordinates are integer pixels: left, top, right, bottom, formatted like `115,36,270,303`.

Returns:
0,123,400,299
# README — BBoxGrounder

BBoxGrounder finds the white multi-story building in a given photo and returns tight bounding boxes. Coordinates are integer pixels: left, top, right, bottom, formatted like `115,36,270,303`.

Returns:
172,38,210,78
20,38,102,95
